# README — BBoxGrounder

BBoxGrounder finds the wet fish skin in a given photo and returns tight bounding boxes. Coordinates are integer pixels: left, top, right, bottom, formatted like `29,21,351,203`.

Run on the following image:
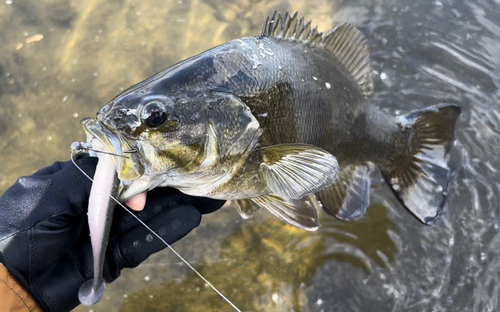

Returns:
84,11,460,229
97,38,369,187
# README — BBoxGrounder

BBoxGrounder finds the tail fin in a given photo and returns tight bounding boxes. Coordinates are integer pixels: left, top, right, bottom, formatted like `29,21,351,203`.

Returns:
382,104,461,225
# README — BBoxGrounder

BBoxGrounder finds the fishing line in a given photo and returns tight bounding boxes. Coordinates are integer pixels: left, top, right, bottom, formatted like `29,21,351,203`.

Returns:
71,142,132,159
88,150,131,158
70,150,241,312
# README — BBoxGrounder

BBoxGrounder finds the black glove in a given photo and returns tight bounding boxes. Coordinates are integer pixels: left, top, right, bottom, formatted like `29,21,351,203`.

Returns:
0,154,224,312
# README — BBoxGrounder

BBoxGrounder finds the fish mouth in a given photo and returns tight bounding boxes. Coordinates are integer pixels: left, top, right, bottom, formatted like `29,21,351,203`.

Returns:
81,117,145,183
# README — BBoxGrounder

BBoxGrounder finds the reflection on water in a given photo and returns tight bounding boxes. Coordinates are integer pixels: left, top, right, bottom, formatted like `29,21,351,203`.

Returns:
0,0,499,311
119,206,397,312
121,217,329,312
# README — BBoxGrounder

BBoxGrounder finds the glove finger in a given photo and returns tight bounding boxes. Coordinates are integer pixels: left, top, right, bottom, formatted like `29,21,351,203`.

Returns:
186,196,226,215
113,187,225,236
0,155,97,238
111,204,201,270
23,214,93,312
29,212,88,273
28,154,97,213
55,154,98,182
49,155,98,208
113,187,196,234
32,153,95,177
31,161,65,176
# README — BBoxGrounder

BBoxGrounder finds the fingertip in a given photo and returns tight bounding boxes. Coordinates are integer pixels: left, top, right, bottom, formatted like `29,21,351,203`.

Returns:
126,192,147,211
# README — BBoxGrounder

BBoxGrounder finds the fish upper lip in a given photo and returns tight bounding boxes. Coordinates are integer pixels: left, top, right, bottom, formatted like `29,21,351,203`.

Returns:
81,118,121,153
80,117,145,182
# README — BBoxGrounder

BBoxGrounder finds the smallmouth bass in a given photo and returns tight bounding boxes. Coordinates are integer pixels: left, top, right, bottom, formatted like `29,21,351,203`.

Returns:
82,10,459,244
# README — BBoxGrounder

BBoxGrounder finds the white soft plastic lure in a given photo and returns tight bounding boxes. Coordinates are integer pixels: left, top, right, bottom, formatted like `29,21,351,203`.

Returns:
77,139,119,305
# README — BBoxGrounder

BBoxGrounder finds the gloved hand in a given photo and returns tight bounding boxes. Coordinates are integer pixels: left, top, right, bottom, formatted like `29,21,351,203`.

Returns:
0,154,225,312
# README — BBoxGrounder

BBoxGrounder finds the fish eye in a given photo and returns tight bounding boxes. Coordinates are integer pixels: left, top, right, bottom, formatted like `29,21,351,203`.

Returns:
140,101,169,128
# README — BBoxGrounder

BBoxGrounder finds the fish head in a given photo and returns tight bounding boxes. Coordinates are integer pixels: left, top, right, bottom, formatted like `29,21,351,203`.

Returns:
82,66,260,201
84,91,210,198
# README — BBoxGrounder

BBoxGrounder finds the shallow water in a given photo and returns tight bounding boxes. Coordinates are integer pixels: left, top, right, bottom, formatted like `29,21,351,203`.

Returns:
0,0,499,311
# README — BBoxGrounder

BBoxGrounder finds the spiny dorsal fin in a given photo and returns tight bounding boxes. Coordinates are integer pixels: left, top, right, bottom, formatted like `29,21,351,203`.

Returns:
261,11,373,96
261,11,323,45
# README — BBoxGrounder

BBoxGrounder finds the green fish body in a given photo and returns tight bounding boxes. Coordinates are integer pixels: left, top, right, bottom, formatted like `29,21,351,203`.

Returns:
82,12,460,230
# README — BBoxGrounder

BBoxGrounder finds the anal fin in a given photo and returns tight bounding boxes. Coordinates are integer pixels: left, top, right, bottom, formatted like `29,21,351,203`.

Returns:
317,165,372,221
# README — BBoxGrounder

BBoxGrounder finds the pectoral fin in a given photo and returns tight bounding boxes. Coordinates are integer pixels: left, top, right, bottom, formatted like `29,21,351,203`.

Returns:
252,194,320,231
234,199,260,219
260,144,339,200
317,164,372,220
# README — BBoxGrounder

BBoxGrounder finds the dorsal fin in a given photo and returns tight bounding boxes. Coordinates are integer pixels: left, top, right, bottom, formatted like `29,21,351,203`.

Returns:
261,11,373,96
323,24,373,96
261,11,323,44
